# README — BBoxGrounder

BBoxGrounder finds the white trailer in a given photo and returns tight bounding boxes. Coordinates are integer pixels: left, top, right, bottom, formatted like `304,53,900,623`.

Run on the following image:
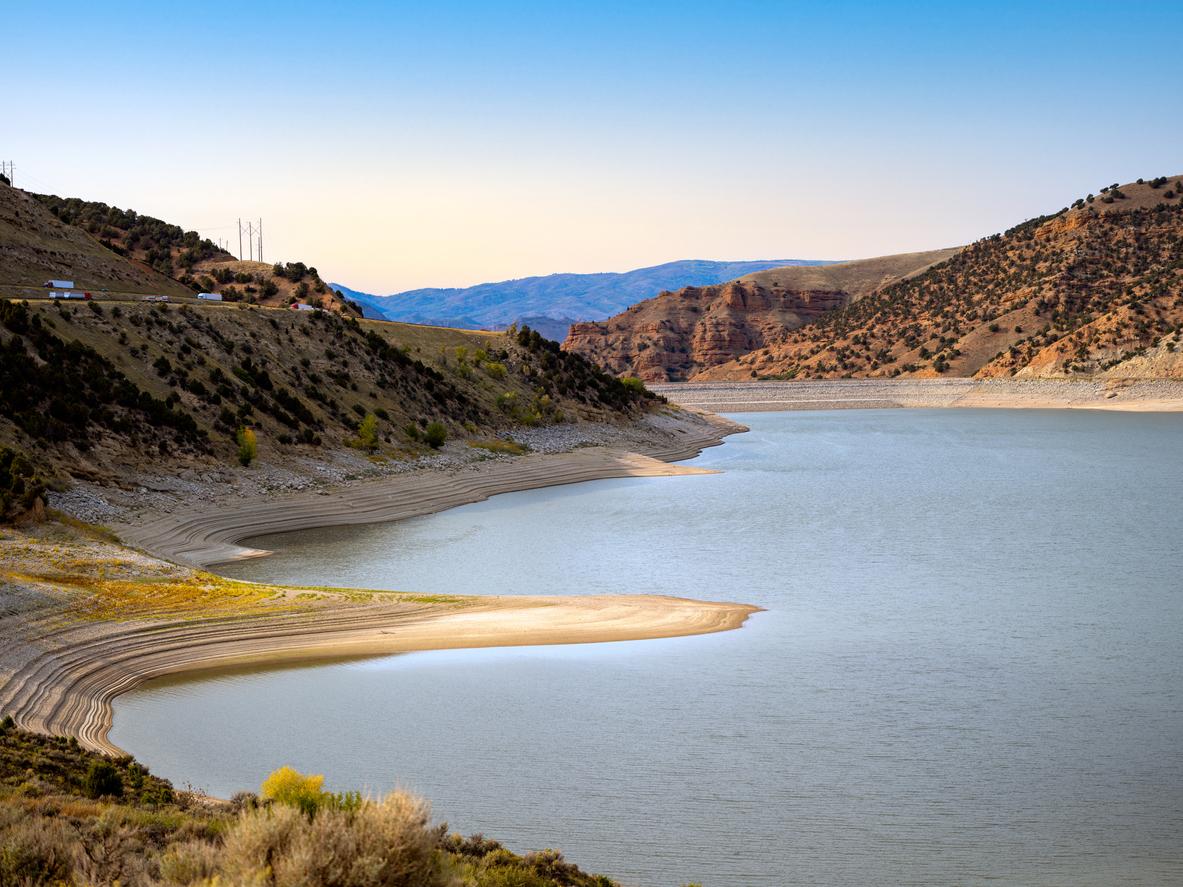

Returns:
44,279,75,289
291,302,315,311
197,292,223,301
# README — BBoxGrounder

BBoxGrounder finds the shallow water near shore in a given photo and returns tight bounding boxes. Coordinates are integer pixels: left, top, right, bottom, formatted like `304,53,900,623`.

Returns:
111,409,1183,887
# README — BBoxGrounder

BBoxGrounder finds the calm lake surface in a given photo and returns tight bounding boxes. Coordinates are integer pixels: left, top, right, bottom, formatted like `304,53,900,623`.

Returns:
111,409,1183,886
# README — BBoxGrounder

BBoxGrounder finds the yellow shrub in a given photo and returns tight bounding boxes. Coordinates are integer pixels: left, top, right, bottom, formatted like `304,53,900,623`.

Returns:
260,767,326,815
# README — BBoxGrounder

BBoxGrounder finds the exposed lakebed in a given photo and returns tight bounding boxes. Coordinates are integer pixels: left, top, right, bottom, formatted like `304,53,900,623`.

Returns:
112,409,1183,886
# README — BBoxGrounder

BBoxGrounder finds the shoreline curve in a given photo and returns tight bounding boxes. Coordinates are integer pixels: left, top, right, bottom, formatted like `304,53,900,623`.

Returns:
118,410,744,567
2,409,757,756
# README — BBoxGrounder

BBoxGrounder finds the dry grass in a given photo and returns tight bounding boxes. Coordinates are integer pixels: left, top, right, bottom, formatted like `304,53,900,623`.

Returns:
0,523,472,623
466,439,529,456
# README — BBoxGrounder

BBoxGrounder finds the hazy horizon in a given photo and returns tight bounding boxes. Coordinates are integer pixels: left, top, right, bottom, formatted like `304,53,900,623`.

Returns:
7,1,1181,292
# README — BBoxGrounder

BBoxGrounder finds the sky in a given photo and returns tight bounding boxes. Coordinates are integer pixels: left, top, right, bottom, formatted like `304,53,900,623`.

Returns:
5,1,1182,293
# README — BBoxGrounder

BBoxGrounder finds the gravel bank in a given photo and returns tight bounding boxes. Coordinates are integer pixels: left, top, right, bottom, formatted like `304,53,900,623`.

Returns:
651,378,1183,413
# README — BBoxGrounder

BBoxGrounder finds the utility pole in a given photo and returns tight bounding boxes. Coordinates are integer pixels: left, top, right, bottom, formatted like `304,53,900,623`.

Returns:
257,218,263,263
246,221,255,262
237,218,243,261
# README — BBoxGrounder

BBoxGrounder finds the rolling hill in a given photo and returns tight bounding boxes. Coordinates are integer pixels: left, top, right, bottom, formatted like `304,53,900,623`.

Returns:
333,258,830,340
27,190,359,314
0,184,194,298
0,179,660,502
562,249,959,381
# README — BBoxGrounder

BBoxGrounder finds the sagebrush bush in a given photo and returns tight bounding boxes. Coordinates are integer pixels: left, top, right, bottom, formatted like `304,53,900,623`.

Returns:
221,793,450,887
0,816,75,886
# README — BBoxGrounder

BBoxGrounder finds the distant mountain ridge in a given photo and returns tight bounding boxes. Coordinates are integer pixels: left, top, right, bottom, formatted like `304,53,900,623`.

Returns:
333,258,830,340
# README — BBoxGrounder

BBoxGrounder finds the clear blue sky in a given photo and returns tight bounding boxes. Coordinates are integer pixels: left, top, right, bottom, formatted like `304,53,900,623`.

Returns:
6,1,1181,291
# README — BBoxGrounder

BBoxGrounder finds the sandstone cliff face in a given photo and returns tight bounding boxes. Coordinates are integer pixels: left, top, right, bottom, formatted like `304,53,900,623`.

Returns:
562,249,960,382
564,282,846,381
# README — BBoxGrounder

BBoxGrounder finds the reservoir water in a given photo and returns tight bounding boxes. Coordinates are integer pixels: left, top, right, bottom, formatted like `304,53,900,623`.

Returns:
111,409,1183,886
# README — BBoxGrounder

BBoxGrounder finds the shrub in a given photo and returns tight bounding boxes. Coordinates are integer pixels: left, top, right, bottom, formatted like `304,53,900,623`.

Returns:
82,760,123,798
0,447,45,520
352,412,380,452
236,427,257,467
260,766,328,816
423,421,447,449
157,839,220,885
619,376,646,394
483,360,507,379
220,792,448,887
0,818,75,885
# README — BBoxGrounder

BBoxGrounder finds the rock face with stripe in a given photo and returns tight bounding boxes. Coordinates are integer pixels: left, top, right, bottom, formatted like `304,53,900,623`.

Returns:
563,248,959,381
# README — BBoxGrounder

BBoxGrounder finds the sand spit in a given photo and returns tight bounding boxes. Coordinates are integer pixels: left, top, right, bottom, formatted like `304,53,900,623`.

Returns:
1,408,756,754
0,587,757,756
651,378,1183,413
118,409,743,567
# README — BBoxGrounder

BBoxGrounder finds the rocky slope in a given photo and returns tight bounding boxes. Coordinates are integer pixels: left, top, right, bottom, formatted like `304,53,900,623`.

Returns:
563,249,958,381
697,175,1183,381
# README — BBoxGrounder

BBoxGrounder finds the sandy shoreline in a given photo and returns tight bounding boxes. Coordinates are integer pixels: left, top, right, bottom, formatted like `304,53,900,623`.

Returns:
1,407,757,754
118,410,739,567
0,588,757,756
650,378,1183,412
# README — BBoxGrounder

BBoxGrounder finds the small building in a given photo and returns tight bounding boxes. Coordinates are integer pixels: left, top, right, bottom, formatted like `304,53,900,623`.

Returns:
197,292,223,302
44,279,75,289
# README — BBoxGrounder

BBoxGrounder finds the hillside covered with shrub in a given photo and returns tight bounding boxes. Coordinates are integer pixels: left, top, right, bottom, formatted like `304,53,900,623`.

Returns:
0,722,622,887
0,185,193,299
0,295,658,500
694,175,1183,381
30,191,358,313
